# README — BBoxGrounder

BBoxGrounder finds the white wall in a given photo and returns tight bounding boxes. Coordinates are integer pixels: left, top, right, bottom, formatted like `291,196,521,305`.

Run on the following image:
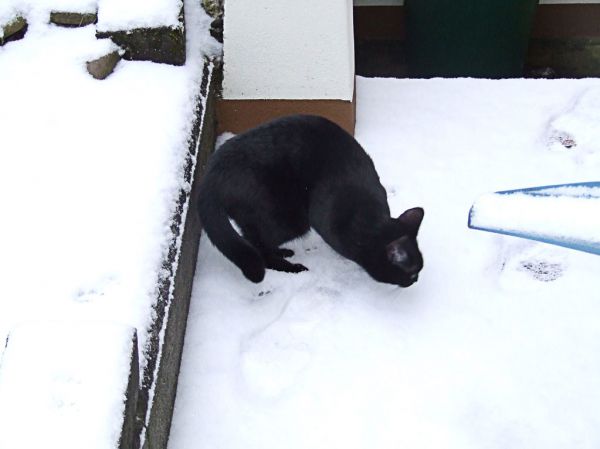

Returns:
222,0,355,101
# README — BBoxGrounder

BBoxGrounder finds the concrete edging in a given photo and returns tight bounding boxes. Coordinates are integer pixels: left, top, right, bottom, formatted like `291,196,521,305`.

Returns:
136,59,217,449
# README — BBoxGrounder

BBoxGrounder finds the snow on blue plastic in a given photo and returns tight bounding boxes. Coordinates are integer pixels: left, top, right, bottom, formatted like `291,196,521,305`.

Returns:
468,182,600,256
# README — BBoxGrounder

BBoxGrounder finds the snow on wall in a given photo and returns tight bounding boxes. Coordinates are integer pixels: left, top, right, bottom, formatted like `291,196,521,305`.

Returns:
222,0,355,101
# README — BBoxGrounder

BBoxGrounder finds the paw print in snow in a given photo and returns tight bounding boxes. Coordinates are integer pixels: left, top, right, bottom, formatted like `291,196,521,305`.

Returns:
519,259,564,282
496,240,568,286
549,130,576,150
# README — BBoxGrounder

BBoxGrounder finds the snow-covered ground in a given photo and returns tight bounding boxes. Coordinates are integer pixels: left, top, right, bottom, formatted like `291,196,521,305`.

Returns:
169,77,600,449
0,0,220,446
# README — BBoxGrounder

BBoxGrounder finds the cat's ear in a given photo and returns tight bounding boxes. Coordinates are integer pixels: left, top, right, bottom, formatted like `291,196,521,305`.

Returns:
397,207,424,233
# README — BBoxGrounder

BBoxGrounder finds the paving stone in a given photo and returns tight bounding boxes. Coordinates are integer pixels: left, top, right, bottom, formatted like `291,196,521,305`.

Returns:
50,11,98,27
87,50,121,79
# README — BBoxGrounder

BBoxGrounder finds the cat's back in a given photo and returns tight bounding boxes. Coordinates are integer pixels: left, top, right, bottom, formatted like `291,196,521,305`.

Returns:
202,115,383,209
209,115,362,171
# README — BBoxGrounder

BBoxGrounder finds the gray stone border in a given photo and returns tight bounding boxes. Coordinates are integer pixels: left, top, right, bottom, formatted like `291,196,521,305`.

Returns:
135,59,217,449
119,331,140,449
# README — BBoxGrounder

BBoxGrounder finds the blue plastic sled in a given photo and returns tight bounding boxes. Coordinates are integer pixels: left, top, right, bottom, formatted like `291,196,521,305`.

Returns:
468,182,600,256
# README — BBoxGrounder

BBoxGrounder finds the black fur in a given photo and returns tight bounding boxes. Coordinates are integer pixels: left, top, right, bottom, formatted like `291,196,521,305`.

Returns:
198,115,424,286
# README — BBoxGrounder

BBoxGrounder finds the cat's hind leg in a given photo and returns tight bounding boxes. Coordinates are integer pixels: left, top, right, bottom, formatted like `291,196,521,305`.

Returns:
241,232,306,273
232,211,306,274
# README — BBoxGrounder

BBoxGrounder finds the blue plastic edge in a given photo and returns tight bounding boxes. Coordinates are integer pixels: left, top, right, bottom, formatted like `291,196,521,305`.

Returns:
494,181,600,196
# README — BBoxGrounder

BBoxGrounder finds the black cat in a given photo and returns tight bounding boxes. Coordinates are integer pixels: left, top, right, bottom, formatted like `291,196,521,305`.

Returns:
198,115,424,287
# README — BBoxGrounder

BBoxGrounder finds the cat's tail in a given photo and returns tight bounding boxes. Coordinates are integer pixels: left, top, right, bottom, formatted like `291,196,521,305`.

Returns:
197,188,265,283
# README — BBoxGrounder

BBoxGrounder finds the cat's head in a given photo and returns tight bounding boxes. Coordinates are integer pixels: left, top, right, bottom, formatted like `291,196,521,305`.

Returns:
369,207,424,287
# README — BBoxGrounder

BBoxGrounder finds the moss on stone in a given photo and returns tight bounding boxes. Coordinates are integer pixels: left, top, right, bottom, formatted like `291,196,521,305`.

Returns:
201,0,223,43
1,16,27,46
202,0,223,18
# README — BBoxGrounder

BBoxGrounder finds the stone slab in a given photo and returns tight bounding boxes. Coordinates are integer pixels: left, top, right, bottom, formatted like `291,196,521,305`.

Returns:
87,50,121,79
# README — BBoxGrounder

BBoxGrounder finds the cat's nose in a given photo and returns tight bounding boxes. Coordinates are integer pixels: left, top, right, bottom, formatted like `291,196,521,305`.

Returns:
410,273,419,282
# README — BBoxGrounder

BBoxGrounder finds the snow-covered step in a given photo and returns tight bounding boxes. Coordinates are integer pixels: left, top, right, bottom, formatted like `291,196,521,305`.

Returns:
0,322,139,449
0,0,219,446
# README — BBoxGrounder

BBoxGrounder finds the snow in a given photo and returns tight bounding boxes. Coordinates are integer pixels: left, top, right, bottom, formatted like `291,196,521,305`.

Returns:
1,0,183,32
97,0,182,32
169,77,600,449
0,322,136,449
0,0,221,444
0,3,21,34
549,88,600,157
